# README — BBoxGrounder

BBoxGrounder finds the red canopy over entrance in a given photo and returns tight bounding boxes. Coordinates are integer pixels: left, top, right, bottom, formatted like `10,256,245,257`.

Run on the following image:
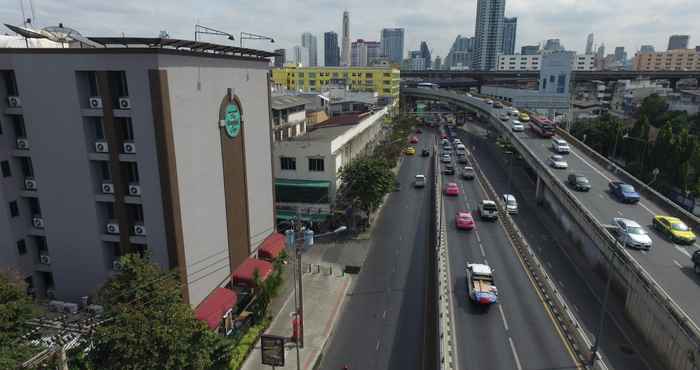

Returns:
194,288,238,330
257,233,285,260
232,257,273,287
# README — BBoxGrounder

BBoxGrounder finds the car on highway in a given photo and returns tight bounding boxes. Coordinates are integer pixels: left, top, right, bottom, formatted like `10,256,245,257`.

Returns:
440,154,451,163
414,174,426,188
443,164,455,175
493,102,504,109
652,215,696,244
548,155,568,169
453,138,462,145
441,133,448,139
519,112,530,122
693,250,700,274
457,155,468,164
415,128,422,134
551,138,571,154
479,200,499,220
444,182,460,196
499,113,509,121
612,217,652,250
509,109,520,118
441,138,450,145
455,211,476,230
511,120,524,132
567,173,591,191
409,136,419,144
456,143,466,152
465,263,498,305
421,148,430,157
502,194,518,214
462,166,476,180
404,146,416,155
486,99,494,105
608,181,640,203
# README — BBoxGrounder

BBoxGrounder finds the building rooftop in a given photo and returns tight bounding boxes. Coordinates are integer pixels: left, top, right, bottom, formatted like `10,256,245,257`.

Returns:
290,113,367,142
680,89,700,97
270,95,308,110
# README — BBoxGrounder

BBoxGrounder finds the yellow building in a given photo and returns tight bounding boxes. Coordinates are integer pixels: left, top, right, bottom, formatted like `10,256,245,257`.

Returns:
271,66,400,99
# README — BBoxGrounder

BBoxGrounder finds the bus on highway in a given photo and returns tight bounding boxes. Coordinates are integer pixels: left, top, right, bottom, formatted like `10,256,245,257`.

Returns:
417,82,439,89
529,115,556,138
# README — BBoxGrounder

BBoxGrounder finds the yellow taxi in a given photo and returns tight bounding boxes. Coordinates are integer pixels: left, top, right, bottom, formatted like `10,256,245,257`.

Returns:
652,215,696,244
404,146,416,155
519,112,530,122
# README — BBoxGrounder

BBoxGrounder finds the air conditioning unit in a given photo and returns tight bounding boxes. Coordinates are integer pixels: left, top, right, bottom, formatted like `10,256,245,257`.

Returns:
16,138,29,150
89,96,103,109
101,183,115,194
32,216,45,229
123,142,136,154
112,260,122,271
39,254,51,265
7,96,21,107
95,141,109,153
24,178,37,191
128,184,141,196
133,224,146,236
118,97,131,109
106,222,120,234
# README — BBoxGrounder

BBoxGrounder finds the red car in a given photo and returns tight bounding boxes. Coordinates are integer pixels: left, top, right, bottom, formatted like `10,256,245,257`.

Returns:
441,133,448,139
444,182,460,196
415,128,423,134
456,211,475,230
409,136,419,144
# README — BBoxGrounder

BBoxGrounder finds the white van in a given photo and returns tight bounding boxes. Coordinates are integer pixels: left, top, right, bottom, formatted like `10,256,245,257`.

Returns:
456,144,466,152
414,174,426,188
502,194,518,214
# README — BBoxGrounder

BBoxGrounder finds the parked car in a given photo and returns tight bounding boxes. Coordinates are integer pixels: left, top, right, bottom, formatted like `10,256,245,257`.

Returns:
479,200,498,220
414,174,426,188
511,120,524,132
421,148,431,157
444,182,460,196
456,211,476,230
552,138,570,154
548,155,568,169
443,164,455,175
462,166,476,180
567,173,591,191
612,217,652,250
652,215,696,244
608,181,640,203
502,194,518,214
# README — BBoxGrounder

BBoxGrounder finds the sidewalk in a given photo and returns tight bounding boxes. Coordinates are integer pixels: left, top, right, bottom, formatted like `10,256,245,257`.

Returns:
240,245,354,370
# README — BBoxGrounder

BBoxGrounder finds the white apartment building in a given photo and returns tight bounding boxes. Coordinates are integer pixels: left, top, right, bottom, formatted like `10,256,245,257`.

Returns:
496,53,596,71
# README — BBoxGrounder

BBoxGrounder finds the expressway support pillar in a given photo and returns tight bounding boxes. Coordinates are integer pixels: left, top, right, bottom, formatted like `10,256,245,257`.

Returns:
535,176,544,204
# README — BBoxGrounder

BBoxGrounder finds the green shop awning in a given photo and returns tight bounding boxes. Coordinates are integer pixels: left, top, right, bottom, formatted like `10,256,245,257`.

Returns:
276,209,330,222
275,179,331,189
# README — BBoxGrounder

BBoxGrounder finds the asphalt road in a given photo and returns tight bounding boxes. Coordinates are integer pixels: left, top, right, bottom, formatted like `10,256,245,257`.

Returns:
497,113,700,328
438,127,578,370
320,132,434,370
454,122,658,370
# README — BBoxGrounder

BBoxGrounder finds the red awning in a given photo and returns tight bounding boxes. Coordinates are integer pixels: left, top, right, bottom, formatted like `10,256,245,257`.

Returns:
195,288,238,330
257,233,285,260
232,258,273,287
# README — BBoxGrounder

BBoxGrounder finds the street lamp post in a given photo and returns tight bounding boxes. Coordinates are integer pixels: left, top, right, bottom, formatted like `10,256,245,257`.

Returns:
239,32,274,48
194,24,235,42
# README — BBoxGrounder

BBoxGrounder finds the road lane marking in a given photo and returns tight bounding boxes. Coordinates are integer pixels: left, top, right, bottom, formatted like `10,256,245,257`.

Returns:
475,231,481,242
598,193,604,199
546,261,553,269
484,258,489,265
675,245,692,258
508,337,524,370
569,148,612,182
616,210,623,216
638,202,655,216
673,260,683,268
375,339,381,351
479,244,486,257
382,310,387,319
498,305,509,331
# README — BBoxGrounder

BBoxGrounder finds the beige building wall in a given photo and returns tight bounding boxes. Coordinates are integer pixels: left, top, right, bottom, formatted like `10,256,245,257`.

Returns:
633,49,700,71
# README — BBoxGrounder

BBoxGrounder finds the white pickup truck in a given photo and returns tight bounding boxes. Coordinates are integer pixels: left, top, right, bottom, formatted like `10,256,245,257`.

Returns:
466,263,498,305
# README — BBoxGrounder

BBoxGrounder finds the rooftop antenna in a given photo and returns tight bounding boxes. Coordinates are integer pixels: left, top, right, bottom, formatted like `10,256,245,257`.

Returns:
28,0,36,26
19,0,26,26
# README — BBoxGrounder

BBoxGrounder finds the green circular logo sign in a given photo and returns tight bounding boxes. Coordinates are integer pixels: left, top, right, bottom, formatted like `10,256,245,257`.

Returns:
224,103,241,138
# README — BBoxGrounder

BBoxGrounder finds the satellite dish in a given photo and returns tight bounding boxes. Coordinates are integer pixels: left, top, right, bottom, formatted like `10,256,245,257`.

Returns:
4,23,44,38
4,23,101,48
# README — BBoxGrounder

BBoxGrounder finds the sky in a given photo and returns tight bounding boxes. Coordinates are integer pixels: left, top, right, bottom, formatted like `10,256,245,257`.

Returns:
2,0,700,62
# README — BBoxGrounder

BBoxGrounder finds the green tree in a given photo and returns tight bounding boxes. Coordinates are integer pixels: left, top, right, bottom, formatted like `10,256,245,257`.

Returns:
87,254,231,370
339,158,396,216
0,271,38,369
647,122,675,183
639,94,668,128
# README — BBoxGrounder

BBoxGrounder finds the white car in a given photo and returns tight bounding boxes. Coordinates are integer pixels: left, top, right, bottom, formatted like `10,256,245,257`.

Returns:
511,120,524,132
552,138,570,154
502,194,518,214
441,154,451,163
453,138,462,145
499,113,509,121
479,200,499,220
548,155,568,169
486,99,494,105
612,218,652,250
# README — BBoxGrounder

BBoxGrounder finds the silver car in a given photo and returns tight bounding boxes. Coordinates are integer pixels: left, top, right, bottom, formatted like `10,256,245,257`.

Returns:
511,120,524,132
548,155,568,169
441,154,451,163
612,218,652,250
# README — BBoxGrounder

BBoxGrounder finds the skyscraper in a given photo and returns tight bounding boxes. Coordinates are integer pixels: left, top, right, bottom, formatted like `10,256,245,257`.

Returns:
543,39,564,52
341,11,351,66
472,0,505,70
351,39,380,66
434,56,442,70
420,41,432,69
291,45,309,67
380,28,405,64
501,17,517,55
640,45,655,53
324,31,340,66
446,35,476,69
273,48,286,68
614,46,626,62
301,32,318,67
668,35,690,50
585,33,594,54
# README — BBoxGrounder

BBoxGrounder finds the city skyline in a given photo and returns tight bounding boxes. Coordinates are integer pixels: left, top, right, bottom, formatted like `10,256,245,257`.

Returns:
2,1,700,63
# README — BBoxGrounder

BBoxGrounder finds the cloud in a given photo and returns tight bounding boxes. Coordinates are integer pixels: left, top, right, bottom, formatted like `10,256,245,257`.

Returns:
2,0,699,60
